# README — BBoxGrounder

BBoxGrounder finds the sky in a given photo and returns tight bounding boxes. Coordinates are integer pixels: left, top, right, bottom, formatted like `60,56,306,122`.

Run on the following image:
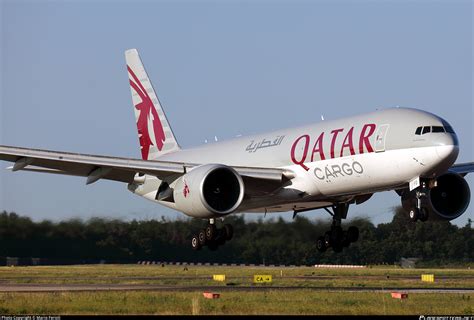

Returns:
0,0,472,227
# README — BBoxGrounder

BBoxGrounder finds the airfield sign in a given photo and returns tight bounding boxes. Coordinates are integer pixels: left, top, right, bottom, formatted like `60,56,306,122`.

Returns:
253,275,272,283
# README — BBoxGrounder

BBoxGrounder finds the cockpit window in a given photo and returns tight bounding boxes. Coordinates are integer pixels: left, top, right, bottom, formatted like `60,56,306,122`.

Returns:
416,125,454,135
444,126,455,134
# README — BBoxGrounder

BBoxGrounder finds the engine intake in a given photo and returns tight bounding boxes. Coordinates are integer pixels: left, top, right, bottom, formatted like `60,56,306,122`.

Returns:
173,164,245,218
401,173,470,221
429,173,470,220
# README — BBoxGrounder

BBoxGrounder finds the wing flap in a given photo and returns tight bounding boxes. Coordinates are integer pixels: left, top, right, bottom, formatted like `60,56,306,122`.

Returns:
0,145,186,182
6,165,135,184
1,145,293,189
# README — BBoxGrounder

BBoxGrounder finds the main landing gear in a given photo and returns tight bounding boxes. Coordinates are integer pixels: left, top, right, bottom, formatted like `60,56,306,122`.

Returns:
316,203,359,253
191,219,234,251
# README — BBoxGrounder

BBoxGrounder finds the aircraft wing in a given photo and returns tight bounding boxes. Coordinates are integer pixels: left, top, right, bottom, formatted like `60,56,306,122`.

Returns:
449,162,474,177
0,145,292,191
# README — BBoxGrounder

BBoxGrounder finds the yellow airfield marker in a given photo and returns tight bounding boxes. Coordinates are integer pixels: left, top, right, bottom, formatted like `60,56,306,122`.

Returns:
254,275,272,283
213,274,226,282
421,274,435,282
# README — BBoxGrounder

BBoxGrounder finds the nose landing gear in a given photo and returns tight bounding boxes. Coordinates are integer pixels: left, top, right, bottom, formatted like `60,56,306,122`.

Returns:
410,190,429,222
405,182,430,222
409,207,429,222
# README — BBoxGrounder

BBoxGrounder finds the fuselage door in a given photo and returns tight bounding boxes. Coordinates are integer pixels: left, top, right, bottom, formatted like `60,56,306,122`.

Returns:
374,124,390,152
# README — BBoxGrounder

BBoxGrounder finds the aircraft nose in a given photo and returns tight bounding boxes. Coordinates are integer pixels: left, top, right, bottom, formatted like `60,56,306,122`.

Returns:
434,133,459,165
436,144,459,162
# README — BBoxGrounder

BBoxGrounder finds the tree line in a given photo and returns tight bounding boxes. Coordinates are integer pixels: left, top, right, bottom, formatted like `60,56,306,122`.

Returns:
0,208,472,266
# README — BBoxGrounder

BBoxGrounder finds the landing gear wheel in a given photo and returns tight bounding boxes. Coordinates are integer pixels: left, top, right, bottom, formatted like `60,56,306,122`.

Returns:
409,208,419,222
332,242,343,253
347,226,359,243
316,236,327,252
217,237,226,246
341,230,351,248
224,224,234,241
331,226,344,252
206,224,217,240
191,222,235,251
324,231,331,247
208,241,218,251
419,208,429,222
317,203,359,254
331,226,343,244
191,235,201,250
198,229,207,245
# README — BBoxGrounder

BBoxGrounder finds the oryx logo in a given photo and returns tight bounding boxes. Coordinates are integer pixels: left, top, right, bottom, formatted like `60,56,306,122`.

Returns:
183,180,190,198
128,65,165,160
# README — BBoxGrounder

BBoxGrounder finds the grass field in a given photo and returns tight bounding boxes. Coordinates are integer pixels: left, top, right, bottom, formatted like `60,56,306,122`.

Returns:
0,264,472,315
1,291,473,315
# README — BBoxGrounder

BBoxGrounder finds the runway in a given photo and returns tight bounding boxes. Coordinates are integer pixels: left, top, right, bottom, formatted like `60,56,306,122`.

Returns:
1,275,472,282
0,283,472,293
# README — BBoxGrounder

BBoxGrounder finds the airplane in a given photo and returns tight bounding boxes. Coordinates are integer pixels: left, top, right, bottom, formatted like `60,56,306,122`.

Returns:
1,49,473,253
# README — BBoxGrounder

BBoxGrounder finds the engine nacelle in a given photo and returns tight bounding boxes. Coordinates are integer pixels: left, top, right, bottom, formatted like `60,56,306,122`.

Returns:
402,173,471,221
173,164,245,218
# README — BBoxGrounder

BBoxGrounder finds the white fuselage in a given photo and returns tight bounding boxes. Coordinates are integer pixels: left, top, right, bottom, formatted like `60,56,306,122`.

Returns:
130,108,459,214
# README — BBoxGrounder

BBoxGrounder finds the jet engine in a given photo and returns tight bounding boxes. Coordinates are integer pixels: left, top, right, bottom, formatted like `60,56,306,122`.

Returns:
173,164,245,218
401,172,470,221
